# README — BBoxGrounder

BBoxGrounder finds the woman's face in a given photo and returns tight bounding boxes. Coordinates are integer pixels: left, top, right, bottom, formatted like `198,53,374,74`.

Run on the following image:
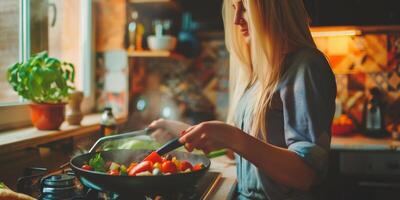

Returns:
233,0,250,42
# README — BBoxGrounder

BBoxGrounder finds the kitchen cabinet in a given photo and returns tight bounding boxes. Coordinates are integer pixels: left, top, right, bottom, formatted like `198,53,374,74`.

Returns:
304,0,400,26
326,135,400,200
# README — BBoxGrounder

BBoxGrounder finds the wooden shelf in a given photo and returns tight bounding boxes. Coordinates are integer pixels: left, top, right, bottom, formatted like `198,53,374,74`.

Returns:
129,0,181,11
128,50,185,60
130,0,171,3
0,114,127,154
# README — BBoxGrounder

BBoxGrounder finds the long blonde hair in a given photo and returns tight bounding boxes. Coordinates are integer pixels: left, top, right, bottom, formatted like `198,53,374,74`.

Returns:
224,0,317,141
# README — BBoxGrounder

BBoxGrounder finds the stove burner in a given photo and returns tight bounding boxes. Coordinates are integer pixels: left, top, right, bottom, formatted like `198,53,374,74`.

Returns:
41,174,81,200
43,174,75,187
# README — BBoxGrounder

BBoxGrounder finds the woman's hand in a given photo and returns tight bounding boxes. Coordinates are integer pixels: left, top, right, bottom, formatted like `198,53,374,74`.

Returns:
148,119,190,144
179,121,242,154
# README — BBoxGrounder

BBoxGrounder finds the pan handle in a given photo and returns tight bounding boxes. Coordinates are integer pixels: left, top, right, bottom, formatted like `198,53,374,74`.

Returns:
89,128,153,153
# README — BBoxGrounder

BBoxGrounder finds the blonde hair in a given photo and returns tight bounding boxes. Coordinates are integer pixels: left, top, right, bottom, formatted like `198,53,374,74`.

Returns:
224,0,317,141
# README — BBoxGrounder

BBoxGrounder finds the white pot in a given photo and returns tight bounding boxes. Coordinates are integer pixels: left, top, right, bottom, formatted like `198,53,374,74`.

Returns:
147,35,177,51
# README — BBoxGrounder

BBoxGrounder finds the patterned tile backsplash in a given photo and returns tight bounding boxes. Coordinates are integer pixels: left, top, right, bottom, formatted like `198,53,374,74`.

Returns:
96,32,400,128
315,32,400,126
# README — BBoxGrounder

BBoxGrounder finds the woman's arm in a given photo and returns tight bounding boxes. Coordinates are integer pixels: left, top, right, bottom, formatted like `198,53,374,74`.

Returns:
180,121,316,191
231,128,316,191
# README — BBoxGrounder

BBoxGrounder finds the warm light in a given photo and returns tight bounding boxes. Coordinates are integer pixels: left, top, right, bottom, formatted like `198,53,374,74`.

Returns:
311,30,362,38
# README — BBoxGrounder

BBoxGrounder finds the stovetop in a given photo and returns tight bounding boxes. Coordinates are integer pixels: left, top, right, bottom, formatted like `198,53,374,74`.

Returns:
16,164,221,200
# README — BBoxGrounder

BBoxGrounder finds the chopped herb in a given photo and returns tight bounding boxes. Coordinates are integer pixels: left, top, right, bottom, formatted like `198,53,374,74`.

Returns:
89,153,106,172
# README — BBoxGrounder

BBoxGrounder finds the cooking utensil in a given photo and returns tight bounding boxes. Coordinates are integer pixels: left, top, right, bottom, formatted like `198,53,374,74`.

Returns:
156,137,183,156
69,129,210,196
142,137,183,162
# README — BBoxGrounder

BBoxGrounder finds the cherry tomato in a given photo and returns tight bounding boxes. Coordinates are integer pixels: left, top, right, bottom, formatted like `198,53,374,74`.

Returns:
161,161,177,174
81,164,93,171
108,169,119,176
193,163,204,171
143,151,163,163
128,161,153,176
179,161,193,171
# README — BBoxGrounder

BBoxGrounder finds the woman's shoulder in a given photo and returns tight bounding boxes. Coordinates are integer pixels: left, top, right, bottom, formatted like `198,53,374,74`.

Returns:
280,47,335,87
286,47,329,69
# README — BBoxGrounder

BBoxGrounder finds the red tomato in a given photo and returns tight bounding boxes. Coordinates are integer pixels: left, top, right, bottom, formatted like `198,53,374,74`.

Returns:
193,163,204,171
161,161,177,174
143,151,163,163
81,164,92,171
179,161,193,171
128,161,153,176
108,169,119,176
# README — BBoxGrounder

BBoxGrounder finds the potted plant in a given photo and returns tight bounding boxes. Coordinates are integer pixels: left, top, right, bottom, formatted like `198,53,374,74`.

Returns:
7,51,75,130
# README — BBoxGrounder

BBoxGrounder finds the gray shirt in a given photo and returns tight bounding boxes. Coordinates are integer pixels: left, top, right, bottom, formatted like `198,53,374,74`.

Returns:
234,48,336,200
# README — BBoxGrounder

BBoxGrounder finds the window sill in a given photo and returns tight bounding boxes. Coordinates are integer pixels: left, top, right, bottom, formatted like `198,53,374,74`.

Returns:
0,113,127,154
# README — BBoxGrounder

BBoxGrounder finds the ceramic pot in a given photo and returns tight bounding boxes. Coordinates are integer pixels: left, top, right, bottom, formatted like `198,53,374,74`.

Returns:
29,103,66,130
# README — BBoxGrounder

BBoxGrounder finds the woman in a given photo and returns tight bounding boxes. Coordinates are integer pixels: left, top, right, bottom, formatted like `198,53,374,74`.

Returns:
149,0,336,199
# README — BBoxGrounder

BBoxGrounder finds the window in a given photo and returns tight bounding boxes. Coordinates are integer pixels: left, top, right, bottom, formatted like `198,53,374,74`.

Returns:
0,0,93,130
0,0,20,104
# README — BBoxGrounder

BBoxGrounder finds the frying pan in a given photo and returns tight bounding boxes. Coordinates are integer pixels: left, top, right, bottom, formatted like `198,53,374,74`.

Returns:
70,129,211,196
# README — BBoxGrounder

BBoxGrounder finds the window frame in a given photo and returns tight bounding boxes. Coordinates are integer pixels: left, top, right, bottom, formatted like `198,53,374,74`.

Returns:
0,0,95,131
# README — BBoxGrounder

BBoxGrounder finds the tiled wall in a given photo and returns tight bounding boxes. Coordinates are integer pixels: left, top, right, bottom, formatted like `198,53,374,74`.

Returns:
315,33,400,125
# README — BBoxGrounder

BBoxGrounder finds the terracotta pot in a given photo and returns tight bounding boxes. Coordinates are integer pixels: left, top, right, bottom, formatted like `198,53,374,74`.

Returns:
29,103,66,130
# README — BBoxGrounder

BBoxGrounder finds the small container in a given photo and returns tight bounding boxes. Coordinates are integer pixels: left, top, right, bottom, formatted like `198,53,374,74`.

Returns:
100,107,117,136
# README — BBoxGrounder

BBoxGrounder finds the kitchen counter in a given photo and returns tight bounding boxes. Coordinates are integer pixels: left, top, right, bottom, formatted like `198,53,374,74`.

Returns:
206,134,400,199
331,134,400,151
208,156,237,200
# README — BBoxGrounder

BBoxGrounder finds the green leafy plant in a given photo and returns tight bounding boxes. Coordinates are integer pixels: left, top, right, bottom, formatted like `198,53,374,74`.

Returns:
7,51,75,103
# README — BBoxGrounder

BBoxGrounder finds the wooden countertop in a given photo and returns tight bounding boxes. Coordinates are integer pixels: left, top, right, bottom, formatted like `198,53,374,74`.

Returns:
331,134,400,151
208,156,237,200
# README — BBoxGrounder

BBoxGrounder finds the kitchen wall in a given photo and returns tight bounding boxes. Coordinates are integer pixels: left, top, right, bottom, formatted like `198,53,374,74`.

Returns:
314,32,400,128
93,1,400,132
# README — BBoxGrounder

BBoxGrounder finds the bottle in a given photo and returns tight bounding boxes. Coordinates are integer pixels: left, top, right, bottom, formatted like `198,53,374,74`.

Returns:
127,11,138,51
362,87,388,138
100,107,117,136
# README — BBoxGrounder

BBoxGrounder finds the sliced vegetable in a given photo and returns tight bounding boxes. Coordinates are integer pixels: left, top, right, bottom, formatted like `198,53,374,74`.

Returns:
136,171,153,176
108,169,119,176
179,161,193,171
128,161,153,176
161,161,177,174
127,162,138,173
193,163,204,171
109,162,120,171
84,153,205,176
143,151,163,163
120,165,128,176
153,162,161,169
152,168,161,175
81,164,93,171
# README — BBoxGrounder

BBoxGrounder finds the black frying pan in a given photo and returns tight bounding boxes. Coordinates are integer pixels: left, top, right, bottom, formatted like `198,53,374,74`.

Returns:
69,130,210,196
